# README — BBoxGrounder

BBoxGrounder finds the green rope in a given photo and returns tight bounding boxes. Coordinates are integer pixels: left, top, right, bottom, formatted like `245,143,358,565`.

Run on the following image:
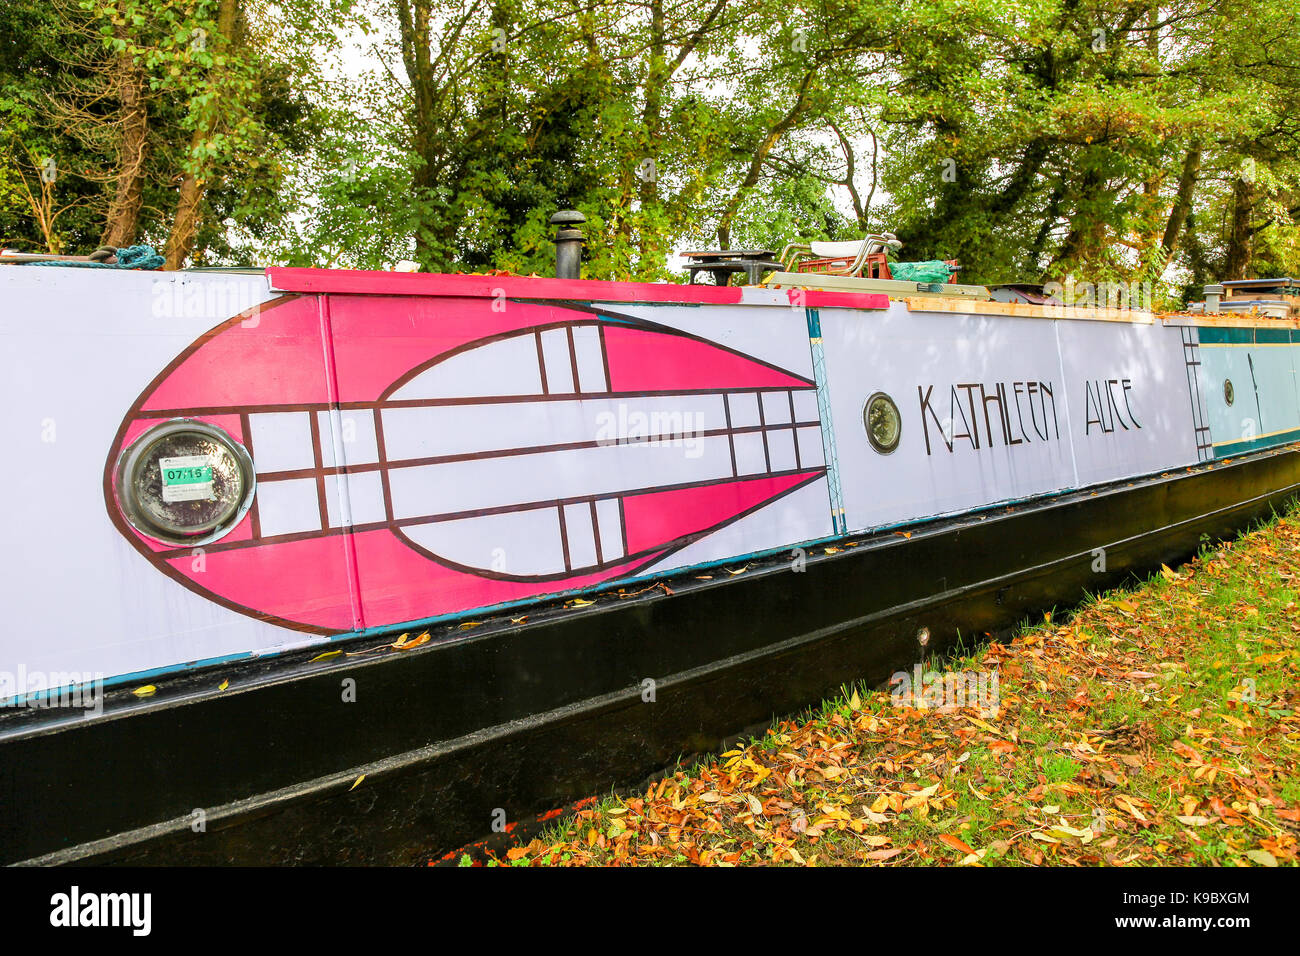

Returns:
20,245,166,270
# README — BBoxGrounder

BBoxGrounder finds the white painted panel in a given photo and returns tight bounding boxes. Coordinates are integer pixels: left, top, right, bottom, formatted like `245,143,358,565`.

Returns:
540,327,575,393
642,478,832,572
390,332,542,400
1055,320,1200,486
319,408,379,467
767,428,798,472
732,431,767,475
249,411,315,473
0,270,329,695
595,497,625,561
256,477,323,536
386,433,736,518
563,501,599,569
603,302,816,380
822,303,1079,533
792,389,820,423
728,392,761,427
762,390,793,424
796,426,826,467
572,324,608,393
380,394,725,462
326,471,386,528
403,507,566,576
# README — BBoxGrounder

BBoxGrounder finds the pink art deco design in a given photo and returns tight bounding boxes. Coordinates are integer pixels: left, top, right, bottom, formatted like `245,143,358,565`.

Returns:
105,290,828,635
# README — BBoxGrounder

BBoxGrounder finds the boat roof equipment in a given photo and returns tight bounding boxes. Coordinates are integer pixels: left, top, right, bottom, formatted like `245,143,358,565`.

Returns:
550,210,587,280
991,283,1064,306
778,233,903,279
1221,277,1298,292
680,248,784,285
762,270,991,300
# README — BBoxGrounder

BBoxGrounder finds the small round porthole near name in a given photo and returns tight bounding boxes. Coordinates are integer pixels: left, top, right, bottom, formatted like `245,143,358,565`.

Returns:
114,419,256,546
1224,378,1235,406
863,391,902,454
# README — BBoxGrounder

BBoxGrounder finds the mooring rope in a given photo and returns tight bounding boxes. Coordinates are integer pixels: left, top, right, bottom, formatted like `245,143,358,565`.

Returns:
17,245,165,270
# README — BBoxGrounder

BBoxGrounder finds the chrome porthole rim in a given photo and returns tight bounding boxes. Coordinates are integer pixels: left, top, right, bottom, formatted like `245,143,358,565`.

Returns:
1224,378,1235,406
114,418,257,546
862,391,902,455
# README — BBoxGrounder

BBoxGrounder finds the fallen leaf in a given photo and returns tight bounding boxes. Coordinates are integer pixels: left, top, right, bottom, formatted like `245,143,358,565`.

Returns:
938,834,975,855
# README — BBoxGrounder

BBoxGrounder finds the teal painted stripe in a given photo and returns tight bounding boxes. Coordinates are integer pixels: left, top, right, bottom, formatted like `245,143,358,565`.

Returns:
805,307,846,534
1256,328,1291,345
1198,327,1255,345
1213,425,1300,456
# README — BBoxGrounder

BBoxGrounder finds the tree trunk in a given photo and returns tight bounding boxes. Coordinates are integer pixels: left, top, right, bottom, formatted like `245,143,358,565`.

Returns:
163,0,240,269
1138,142,1200,278
1159,143,1200,262
395,0,439,268
1223,175,1255,280
100,44,148,248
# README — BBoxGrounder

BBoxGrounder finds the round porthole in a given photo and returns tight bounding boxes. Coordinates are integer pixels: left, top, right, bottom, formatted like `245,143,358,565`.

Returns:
114,420,255,545
1224,379,1235,406
863,391,901,454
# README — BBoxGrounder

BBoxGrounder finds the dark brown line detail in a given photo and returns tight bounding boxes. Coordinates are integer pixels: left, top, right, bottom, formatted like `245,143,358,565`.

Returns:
590,499,603,566
308,408,330,528
535,330,549,395
253,420,823,481
598,323,612,392
391,468,831,585
393,467,823,526
557,504,571,572
149,465,828,562
372,310,816,406
618,497,628,558
789,391,801,470
373,407,394,524
241,411,261,540
758,394,771,473
566,325,579,392
143,385,821,419
723,393,738,478
99,294,345,637
519,300,819,389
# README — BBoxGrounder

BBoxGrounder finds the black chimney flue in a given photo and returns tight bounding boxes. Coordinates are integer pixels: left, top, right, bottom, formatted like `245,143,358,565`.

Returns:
550,210,586,280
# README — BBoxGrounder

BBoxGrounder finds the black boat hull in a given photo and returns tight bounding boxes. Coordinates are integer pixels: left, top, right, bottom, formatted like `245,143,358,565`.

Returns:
5,444,1298,866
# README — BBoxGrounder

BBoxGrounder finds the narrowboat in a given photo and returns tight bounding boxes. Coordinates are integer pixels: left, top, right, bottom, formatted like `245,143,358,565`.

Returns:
3,233,1299,865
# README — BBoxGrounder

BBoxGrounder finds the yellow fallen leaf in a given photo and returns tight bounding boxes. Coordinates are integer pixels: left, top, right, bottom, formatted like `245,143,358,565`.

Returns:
349,774,365,791
132,685,156,698
217,679,228,691
569,599,594,608
1245,849,1277,867
309,650,342,662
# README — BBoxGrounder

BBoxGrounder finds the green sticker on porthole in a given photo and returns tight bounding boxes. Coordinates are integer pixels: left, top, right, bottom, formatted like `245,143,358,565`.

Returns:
160,454,214,503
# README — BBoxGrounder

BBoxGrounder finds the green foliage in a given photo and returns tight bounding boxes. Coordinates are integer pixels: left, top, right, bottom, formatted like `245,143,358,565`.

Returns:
3,0,1298,292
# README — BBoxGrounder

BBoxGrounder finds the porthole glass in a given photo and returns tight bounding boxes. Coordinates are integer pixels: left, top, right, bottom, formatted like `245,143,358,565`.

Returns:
114,420,255,545
863,392,901,454
1224,379,1235,406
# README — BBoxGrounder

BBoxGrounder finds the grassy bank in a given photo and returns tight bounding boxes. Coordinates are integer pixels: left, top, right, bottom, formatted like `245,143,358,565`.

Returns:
488,506,1300,867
